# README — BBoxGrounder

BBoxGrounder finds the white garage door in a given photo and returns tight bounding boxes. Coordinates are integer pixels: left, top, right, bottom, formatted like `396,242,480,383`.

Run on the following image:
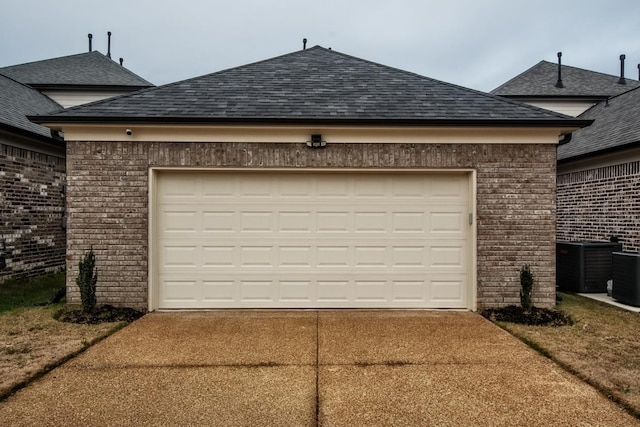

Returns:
154,171,471,309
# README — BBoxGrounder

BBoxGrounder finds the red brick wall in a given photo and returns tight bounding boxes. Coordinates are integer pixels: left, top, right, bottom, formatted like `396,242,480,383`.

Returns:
66,141,558,309
558,160,640,253
0,142,66,282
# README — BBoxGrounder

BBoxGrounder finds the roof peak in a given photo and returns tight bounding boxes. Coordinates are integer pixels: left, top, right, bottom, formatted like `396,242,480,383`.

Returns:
32,46,586,127
492,57,640,97
0,50,153,88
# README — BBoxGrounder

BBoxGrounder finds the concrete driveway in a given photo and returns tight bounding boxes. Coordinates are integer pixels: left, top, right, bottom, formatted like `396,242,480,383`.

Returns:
0,311,637,426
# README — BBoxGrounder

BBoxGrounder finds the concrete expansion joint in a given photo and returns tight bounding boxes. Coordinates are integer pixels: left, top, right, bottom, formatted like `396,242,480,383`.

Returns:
71,363,312,370
315,312,320,426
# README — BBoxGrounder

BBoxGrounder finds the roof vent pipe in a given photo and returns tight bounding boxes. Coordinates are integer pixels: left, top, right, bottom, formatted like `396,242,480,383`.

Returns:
88,33,93,52
637,63,639,80
107,31,112,58
119,58,124,66
303,38,307,49
618,54,626,84
555,52,564,88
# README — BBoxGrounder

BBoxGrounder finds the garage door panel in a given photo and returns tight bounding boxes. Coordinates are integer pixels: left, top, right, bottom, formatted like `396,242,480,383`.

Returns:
162,245,198,267
159,241,467,271
238,177,274,198
278,179,313,198
354,246,387,267
241,281,275,301
156,172,471,309
161,210,199,233
202,280,236,302
430,244,466,268
278,246,313,267
430,176,466,198
159,277,468,309
202,246,235,267
431,279,466,302
392,212,427,233
239,211,274,232
317,212,350,232
202,211,235,232
317,246,350,267
278,211,313,232
240,246,275,267
391,246,427,267
392,281,427,301
162,279,199,304
431,212,465,233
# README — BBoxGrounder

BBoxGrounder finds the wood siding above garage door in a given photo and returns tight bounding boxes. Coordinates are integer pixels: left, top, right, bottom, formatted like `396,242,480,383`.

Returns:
153,170,472,309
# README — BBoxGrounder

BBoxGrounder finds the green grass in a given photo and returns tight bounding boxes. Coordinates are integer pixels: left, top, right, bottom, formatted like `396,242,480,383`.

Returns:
0,272,65,314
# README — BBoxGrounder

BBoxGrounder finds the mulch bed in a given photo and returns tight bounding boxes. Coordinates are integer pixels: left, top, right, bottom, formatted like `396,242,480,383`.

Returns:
57,305,145,324
481,306,573,327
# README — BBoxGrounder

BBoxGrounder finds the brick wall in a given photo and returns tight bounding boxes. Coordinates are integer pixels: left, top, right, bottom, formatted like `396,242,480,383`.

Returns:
0,142,66,282
66,141,557,309
558,160,640,253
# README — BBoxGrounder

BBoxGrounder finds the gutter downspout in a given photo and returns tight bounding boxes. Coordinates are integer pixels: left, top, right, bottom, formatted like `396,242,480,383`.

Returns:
558,132,572,145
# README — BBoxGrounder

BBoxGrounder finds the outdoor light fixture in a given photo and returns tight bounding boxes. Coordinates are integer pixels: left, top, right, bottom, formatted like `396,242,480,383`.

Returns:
125,128,133,136
306,134,326,149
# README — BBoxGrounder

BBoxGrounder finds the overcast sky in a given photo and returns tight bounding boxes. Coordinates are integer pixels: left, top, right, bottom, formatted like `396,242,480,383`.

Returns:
2,0,639,92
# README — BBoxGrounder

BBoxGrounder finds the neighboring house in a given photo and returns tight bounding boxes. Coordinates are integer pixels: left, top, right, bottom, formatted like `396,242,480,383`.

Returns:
0,75,65,281
492,56,639,117
0,51,153,283
32,46,589,311
556,86,640,253
0,51,153,108
492,55,640,254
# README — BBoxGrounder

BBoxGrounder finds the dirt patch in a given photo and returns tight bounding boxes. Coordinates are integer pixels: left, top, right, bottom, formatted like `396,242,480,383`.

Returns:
58,305,145,324
0,305,126,399
481,305,573,327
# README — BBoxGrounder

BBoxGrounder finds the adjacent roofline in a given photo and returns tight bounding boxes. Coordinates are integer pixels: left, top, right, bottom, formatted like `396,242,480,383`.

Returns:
31,84,153,91
500,94,609,101
558,139,640,164
0,121,64,146
30,115,593,129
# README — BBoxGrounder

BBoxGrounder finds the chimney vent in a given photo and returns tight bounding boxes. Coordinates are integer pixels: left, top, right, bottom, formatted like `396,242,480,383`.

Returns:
303,38,307,50
88,33,93,52
555,52,564,88
107,31,112,59
618,54,626,84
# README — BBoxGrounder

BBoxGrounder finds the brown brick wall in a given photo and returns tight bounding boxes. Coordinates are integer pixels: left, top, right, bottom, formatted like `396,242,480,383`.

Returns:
0,143,66,282
558,160,640,253
66,141,557,309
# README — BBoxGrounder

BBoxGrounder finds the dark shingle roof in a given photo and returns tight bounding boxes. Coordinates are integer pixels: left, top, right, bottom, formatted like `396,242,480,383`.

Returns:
558,86,640,161
33,46,589,126
0,51,153,89
492,60,640,98
0,74,62,138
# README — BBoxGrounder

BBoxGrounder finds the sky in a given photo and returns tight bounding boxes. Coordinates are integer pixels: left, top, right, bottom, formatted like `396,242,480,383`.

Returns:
2,0,640,92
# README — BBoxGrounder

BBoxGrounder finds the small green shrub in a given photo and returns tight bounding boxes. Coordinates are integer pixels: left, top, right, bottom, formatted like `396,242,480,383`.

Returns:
76,249,98,313
520,264,534,311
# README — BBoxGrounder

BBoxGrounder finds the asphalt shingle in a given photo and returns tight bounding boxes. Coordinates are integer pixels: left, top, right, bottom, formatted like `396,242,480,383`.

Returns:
0,51,153,88
33,46,584,124
558,86,640,160
0,74,62,137
492,60,640,98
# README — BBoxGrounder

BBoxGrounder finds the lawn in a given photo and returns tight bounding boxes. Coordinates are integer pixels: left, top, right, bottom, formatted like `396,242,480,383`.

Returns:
497,292,640,418
0,271,65,313
0,273,127,399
